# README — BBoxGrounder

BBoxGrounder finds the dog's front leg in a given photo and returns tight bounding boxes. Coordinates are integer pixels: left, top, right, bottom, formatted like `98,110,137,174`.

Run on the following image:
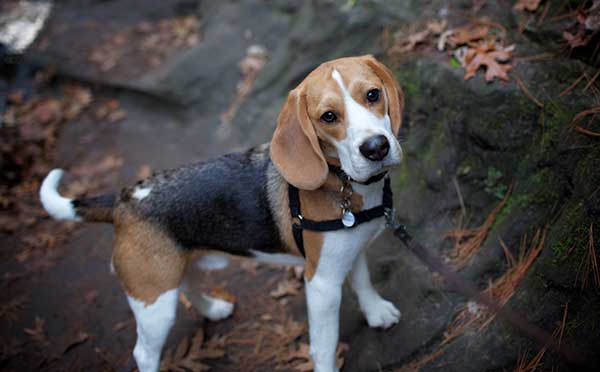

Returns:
305,275,342,372
351,250,401,328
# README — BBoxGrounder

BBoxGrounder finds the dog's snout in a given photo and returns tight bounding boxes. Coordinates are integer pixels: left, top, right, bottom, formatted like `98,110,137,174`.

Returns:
359,135,389,161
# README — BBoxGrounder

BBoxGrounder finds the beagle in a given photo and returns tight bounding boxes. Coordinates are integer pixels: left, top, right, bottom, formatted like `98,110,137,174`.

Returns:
40,55,404,372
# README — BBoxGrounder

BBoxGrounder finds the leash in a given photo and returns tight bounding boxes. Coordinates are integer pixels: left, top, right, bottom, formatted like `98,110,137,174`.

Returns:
392,224,593,370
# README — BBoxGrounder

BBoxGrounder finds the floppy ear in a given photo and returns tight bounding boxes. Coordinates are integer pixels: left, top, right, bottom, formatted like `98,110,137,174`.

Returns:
362,55,405,135
270,88,328,190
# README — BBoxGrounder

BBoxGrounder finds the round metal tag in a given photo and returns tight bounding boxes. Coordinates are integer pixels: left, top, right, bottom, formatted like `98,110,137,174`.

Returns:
342,210,355,227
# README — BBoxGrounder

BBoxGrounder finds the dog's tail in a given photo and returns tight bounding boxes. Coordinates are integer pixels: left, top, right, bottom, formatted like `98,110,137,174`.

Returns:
40,169,116,223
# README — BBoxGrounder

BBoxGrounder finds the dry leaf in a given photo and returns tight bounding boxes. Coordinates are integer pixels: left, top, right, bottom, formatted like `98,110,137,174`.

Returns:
450,25,490,45
0,294,27,323
63,331,89,354
279,342,347,372
464,42,514,82
269,279,302,299
426,19,447,34
513,0,541,12
24,317,48,346
112,317,135,333
160,328,225,372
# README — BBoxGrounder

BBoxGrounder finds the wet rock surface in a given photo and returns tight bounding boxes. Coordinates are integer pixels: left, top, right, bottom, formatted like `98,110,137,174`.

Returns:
2,0,599,371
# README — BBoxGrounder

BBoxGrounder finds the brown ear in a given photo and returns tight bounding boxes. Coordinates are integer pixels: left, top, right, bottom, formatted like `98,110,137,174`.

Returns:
270,88,328,190
362,55,405,135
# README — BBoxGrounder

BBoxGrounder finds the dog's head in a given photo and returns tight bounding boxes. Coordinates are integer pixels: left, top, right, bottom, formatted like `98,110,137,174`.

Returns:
270,55,404,190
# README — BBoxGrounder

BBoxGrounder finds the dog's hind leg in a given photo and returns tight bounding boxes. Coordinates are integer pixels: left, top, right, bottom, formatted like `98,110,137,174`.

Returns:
112,210,187,372
181,255,234,321
127,289,179,372
185,291,234,321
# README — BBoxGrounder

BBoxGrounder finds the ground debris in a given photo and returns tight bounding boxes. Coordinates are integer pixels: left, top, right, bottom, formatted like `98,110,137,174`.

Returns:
220,45,269,126
24,316,48,347
89,16,201,74
446,187,512,268
463,41,514,81
278,342,348,372
160,328,225,372
513,0,542,12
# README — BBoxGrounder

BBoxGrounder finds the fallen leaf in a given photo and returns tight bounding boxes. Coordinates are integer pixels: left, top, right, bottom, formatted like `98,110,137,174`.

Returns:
464,42,514,82
426,19,447,34
63,331,89,354
112,318,135,333
279,342,348,372
513,0,541,12
160,328,225,372
269,279,302,299
24,317,48,346
447,24,490,47
0,294,28,323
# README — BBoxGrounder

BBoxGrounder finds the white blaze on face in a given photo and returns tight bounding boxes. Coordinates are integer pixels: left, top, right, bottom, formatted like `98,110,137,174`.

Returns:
329,69,402,182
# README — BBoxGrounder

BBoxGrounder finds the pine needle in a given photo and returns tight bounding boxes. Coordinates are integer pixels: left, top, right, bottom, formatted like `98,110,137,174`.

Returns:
446,186,512,269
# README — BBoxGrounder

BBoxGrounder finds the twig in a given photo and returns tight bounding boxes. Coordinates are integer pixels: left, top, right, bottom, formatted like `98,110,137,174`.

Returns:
583,69,600,93
536,2,550,28
515,76,544,108
575,126,600,137
559,72,586,97
452,177,467,219
514,53,555,63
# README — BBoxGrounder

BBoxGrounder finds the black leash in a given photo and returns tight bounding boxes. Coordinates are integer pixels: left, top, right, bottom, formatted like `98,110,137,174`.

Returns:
393,224,593,370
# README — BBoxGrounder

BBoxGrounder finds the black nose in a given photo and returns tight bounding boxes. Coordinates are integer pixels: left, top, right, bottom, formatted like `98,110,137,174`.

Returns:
359,135,390,161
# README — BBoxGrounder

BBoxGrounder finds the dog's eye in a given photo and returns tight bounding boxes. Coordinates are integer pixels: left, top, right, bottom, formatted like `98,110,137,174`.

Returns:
366,89,380,103
320,111,337,123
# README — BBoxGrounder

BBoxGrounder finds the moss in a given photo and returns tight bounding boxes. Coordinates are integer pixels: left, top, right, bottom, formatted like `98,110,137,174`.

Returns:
549,202,588,264
421,120,446,169
393,160,410,190
493,193,535,228
540,100,576,151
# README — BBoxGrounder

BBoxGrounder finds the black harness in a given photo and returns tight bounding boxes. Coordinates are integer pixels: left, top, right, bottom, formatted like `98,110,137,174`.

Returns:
288,166,394,257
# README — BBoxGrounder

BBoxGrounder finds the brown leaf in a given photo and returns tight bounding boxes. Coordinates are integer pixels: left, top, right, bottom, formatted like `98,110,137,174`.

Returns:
269,279,302,299
426,19,447,34
160,328,225,372
24,317,48,345
112,317,135,333
280,342,348,372
464,42,513,82
447,25,490,47
0,294,27,323
63,331,89,354
513,0,541,12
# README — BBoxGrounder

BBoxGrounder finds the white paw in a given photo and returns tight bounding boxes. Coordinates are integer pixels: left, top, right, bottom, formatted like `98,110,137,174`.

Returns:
202,297,234,321
363,298,401,329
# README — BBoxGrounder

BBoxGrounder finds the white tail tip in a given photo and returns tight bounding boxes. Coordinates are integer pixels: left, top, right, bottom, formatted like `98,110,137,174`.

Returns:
40,169,80,221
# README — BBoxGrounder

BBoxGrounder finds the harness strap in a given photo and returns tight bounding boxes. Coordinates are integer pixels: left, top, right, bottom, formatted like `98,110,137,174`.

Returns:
289,176,393,257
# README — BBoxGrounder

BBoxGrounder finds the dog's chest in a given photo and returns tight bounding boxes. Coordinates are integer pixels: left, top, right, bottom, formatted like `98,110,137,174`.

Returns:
315,181,386,279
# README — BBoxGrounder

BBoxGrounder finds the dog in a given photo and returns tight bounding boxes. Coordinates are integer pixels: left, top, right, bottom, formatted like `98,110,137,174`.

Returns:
40,55,404,372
